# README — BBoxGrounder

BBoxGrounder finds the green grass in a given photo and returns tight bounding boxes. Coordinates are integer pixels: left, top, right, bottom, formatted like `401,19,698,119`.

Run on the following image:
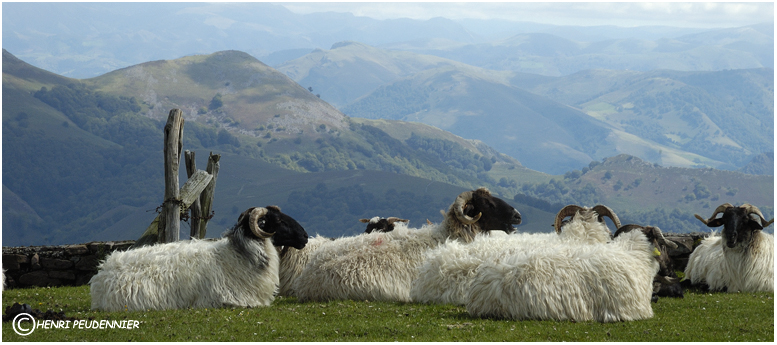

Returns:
2,286,773,342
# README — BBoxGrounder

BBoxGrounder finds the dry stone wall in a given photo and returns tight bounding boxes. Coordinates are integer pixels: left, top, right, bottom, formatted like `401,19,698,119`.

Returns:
3,241,135,289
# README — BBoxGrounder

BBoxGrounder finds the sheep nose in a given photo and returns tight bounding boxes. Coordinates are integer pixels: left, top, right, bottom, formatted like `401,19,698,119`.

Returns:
512,209,522,225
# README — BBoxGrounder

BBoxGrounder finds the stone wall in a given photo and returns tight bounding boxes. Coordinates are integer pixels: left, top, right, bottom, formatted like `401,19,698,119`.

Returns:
3,241,135,289
1,233,708,290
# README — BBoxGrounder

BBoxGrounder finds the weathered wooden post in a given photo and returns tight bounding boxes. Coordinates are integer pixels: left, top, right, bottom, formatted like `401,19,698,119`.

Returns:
185,150,203,239
198,152,221,239
161,109,185,243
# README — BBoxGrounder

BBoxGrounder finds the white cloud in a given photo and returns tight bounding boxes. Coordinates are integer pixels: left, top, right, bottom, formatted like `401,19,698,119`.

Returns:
277,2,774,28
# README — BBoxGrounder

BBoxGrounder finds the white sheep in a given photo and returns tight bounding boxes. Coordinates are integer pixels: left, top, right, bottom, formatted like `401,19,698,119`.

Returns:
684,203,774,292
465,227,670,322
277,234,332,297
410,204,620,305
293,188,522,302
90,206,308,311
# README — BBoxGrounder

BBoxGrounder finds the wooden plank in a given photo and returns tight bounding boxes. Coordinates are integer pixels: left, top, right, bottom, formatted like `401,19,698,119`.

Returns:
198,152,221,238
162,109,184,243
132,171,213,249
185,150,203,239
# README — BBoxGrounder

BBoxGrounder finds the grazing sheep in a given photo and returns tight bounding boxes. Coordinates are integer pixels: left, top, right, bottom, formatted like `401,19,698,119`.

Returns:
411,204,621,305
465,226,673,322
90,206,308,311
293,188,522,302
614,224,682,301
684,203,774,292
360,217,409,233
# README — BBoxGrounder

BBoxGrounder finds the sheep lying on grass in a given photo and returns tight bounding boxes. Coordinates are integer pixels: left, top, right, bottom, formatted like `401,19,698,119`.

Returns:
90,206,308,311
410,204,620,305
293,188,522,302
465,226,672,322
684,203,774,293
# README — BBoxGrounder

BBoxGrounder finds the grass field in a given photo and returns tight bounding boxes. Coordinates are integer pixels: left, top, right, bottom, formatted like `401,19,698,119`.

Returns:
2,285,773,342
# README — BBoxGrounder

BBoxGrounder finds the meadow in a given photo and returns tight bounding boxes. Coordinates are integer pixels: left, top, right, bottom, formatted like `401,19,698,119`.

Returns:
1,285,773,342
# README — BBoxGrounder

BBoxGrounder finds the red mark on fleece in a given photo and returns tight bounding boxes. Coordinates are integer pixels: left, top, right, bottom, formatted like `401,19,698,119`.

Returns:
372,237,384,246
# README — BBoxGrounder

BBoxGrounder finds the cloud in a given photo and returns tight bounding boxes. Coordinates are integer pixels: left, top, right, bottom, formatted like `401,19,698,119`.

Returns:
279,2,773,28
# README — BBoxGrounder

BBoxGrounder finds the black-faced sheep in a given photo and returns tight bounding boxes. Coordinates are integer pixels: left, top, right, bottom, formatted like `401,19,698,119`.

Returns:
410,204,621,305
90,206,308,311
614,224,682,301
293,188,522,302
465,226,674,322
684,203,774,292
360,217,409,233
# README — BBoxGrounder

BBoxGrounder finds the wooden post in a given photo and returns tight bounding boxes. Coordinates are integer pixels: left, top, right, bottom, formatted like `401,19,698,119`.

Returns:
132,170,213,248
185,150,203,239
198,152,221,239
162,109,185,243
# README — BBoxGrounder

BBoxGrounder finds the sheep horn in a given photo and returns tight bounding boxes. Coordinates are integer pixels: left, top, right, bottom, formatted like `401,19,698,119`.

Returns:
695,203,734,225
612,224,645,238
741,204,774,227
247,207,273,239
593,205,621,229
554,205,583,233
453,191,481,225
649,226,678,249
387,217,409,224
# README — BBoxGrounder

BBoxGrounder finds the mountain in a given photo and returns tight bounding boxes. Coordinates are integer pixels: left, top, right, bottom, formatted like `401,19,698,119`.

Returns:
275,40,509,108
738,151,774,176
511,68,774,169
385,23,773,76
3,49,555,246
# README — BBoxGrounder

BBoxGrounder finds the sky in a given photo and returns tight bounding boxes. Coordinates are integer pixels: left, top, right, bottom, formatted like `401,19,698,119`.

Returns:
278,1,774,28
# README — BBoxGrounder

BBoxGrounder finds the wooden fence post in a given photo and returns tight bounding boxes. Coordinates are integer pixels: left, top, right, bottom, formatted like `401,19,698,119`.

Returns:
185,150,203,239
198,152,221,239
162,109,185,243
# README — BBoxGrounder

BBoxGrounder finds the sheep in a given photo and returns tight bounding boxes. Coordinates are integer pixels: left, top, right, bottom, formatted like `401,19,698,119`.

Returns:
410,204,620,305
684,203,774,293
614,224,682,301
277,217,410,297
293,187,522,302
90,206,308,311
277,234,332,297
360,217,409,233
465,226,675,322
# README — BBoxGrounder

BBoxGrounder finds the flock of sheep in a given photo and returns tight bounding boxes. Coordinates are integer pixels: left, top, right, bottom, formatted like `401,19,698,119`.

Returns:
89,188,774,323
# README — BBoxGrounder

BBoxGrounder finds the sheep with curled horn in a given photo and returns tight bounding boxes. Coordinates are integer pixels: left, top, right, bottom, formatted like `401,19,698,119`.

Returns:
293,188,522,303
684,203,774,293
411,204,620,305
614,224,683,301
90,206,308,311
465,223,669,322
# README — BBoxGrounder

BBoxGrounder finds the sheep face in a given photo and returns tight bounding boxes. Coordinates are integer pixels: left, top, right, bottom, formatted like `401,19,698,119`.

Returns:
696,204,771,249
360,217,409,233
238,206,308,249
464,188,522,233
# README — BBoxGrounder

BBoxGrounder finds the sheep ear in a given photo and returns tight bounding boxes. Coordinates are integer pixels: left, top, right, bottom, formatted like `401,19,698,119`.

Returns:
748,219,764,231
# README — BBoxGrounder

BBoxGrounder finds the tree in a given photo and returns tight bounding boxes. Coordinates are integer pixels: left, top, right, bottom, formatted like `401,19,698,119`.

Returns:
209,93,223,110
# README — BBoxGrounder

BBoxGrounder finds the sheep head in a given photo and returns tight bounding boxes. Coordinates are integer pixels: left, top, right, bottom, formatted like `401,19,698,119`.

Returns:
614,224,682,298
695,203,774,249
553,204,622,234
238,206,308,250
359,217,409,233
447,188,522,241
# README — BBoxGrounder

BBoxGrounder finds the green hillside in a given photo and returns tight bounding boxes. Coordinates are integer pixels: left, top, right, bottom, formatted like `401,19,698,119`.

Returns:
512,68,774,169
2,49,548,246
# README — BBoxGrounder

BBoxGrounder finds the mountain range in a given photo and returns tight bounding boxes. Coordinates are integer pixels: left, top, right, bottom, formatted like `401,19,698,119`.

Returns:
3,48,773,247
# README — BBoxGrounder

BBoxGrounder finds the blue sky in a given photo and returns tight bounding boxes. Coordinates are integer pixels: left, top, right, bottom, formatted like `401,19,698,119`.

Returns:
278,1,774,28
